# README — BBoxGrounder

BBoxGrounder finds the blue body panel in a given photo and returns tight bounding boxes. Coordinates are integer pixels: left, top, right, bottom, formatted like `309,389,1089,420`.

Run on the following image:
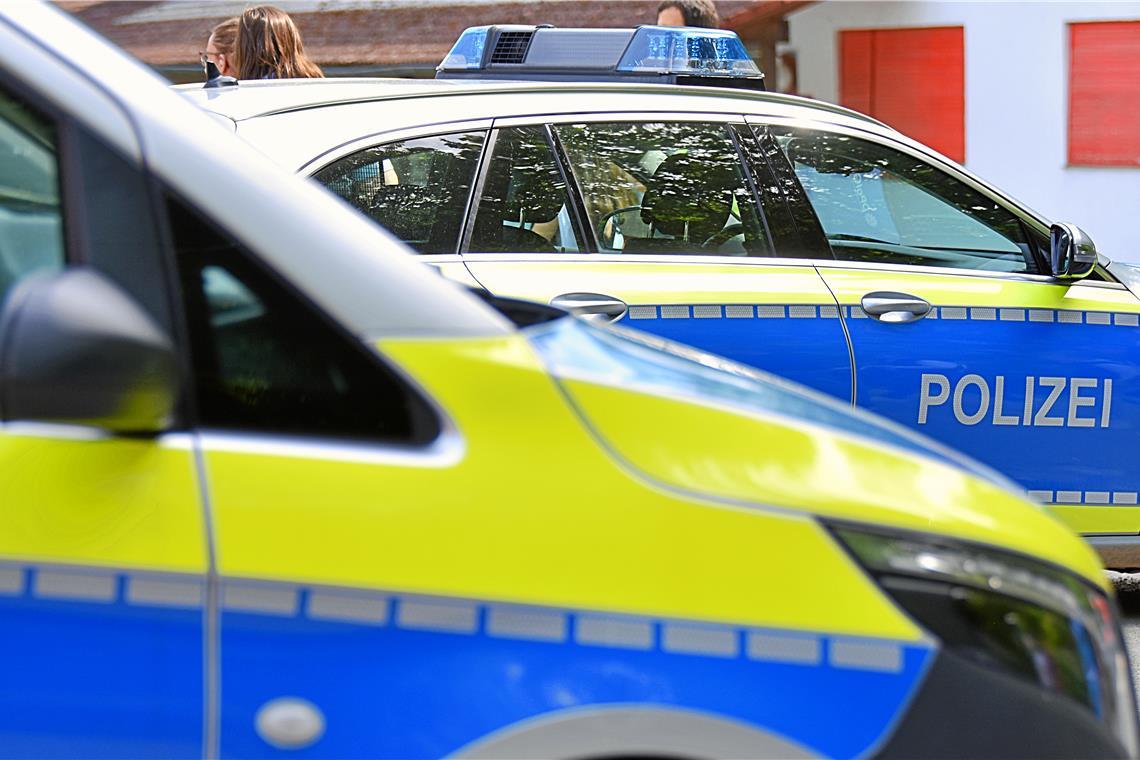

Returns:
844,308,1140,498
0,568,203,758
219,591,932,759
617,306,852,402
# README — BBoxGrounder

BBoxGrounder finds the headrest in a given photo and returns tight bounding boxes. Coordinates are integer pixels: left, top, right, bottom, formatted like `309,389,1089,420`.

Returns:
502,161,565,224
640,152,734,243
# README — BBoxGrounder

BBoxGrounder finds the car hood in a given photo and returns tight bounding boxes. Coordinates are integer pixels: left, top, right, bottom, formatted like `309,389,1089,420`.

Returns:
525,316,1106,586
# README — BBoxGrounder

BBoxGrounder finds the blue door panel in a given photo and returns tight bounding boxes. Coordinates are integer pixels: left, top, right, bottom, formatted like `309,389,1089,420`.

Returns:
0,568,203,758
846,312,1140,496
618,306,851,402
219,594,931,759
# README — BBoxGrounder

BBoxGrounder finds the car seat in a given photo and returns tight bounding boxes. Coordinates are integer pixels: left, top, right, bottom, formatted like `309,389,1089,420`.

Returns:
626,153,735,254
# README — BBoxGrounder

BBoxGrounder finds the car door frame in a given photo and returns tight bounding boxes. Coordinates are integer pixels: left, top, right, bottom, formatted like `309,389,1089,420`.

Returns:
744,113,1140,539
456,111,856,403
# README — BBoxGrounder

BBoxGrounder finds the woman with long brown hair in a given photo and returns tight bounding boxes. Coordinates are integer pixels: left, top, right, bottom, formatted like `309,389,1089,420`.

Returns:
235,5,323,80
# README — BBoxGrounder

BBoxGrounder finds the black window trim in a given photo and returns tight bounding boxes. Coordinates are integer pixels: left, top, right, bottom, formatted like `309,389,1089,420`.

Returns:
459,128,498,254
726,122,779,258
544,123,596,253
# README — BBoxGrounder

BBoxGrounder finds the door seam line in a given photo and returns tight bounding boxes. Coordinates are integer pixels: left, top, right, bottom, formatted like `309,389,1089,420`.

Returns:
815,264,857,406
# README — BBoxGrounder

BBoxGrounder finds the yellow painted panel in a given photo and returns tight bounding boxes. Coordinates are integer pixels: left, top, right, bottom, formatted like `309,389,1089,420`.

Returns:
0,431,206,573
429,260,483,288
818,267,1140,312
207,335,922,641
562,380,1108,589
1051,505,1140,536
464,259,836,306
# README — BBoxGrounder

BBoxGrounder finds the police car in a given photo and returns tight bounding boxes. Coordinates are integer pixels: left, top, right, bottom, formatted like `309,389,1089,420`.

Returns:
181,25,1140,567
2,5,1137,757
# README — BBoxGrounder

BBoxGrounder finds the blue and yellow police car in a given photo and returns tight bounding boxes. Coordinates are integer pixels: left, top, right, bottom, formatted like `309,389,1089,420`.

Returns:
182,24,1140,567
0,6,1136,757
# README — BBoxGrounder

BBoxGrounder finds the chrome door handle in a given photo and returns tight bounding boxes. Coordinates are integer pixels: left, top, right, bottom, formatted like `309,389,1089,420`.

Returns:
860,291,931,323
550,292,628,323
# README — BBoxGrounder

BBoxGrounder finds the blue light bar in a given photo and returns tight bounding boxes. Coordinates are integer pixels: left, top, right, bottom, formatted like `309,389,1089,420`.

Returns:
436,25,765,90
617,26,760,78
440,26,490,70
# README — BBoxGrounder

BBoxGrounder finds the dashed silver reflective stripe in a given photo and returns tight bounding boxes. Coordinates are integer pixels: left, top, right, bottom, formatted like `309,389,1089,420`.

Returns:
0,564,915,672
622,303,1140,325
845,304,1140,324
626,303,842,320
0,564,205,608
220,581,909,673
1029,490,1140,506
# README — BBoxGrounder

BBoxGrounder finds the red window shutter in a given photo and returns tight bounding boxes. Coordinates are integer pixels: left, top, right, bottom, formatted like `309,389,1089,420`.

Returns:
838,27,965,163
840,30,873,114
1069,21,1140,167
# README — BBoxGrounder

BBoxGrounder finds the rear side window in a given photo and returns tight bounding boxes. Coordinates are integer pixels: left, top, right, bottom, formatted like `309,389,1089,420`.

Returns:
553,121,767,256
468,126,582,254
0,88,64,300
314,131,485,254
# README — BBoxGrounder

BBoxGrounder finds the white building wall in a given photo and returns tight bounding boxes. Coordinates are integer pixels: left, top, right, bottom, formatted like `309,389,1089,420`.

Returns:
788,1,1140,262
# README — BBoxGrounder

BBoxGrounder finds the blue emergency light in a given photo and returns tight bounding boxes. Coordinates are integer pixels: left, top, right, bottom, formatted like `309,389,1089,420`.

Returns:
437,25,765,90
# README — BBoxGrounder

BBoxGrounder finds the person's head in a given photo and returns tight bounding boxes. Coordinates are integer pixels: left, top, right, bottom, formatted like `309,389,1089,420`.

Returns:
235,5,323,80
656,0,719,28
203,17,238,78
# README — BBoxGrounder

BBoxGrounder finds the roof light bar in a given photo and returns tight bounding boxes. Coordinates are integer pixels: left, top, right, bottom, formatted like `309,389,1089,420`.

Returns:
617,26,760,78
437,25,765,91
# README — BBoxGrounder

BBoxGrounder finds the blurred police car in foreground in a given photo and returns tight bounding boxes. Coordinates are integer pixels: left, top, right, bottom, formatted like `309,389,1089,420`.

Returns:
182,24,1140,568
1,5,1136,756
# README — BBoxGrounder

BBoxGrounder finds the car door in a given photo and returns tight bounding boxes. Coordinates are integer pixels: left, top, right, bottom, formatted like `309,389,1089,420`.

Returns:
0,81,206,755
761,120,1140,536
312,114,853,402
461,115,852,401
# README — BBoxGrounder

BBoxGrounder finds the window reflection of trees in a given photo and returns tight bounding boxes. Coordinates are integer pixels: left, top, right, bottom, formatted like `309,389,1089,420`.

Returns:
314,131,485,254
554,122,762,254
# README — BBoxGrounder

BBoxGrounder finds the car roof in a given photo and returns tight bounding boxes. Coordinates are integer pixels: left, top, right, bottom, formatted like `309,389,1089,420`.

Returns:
176,77,890,131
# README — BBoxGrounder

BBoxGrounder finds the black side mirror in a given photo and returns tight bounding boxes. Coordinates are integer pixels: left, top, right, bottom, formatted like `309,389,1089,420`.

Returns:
1049,222,1097,280
0,268,178,434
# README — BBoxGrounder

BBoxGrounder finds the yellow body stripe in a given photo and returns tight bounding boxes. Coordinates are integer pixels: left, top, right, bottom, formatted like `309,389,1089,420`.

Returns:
818,267,1140,313
461,260,836,306
0,431,206,573
205,335,923,640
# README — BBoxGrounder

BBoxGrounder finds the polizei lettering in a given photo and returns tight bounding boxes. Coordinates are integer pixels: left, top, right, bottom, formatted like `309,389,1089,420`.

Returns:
918,374,1113,428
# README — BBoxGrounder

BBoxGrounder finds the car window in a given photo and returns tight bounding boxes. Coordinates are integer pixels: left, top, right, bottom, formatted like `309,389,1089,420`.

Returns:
170,192,440,443
772,127,1040,273
313,131,485,254
0,87,64,301
553,121,767,257
468,126,581,254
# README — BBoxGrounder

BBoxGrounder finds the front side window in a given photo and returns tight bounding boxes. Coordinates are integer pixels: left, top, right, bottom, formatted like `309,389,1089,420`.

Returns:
774,127,1041,273
554,121,767,256
171,193,439,443
0,88,64,300
313,131,485,254
468,126,581,254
